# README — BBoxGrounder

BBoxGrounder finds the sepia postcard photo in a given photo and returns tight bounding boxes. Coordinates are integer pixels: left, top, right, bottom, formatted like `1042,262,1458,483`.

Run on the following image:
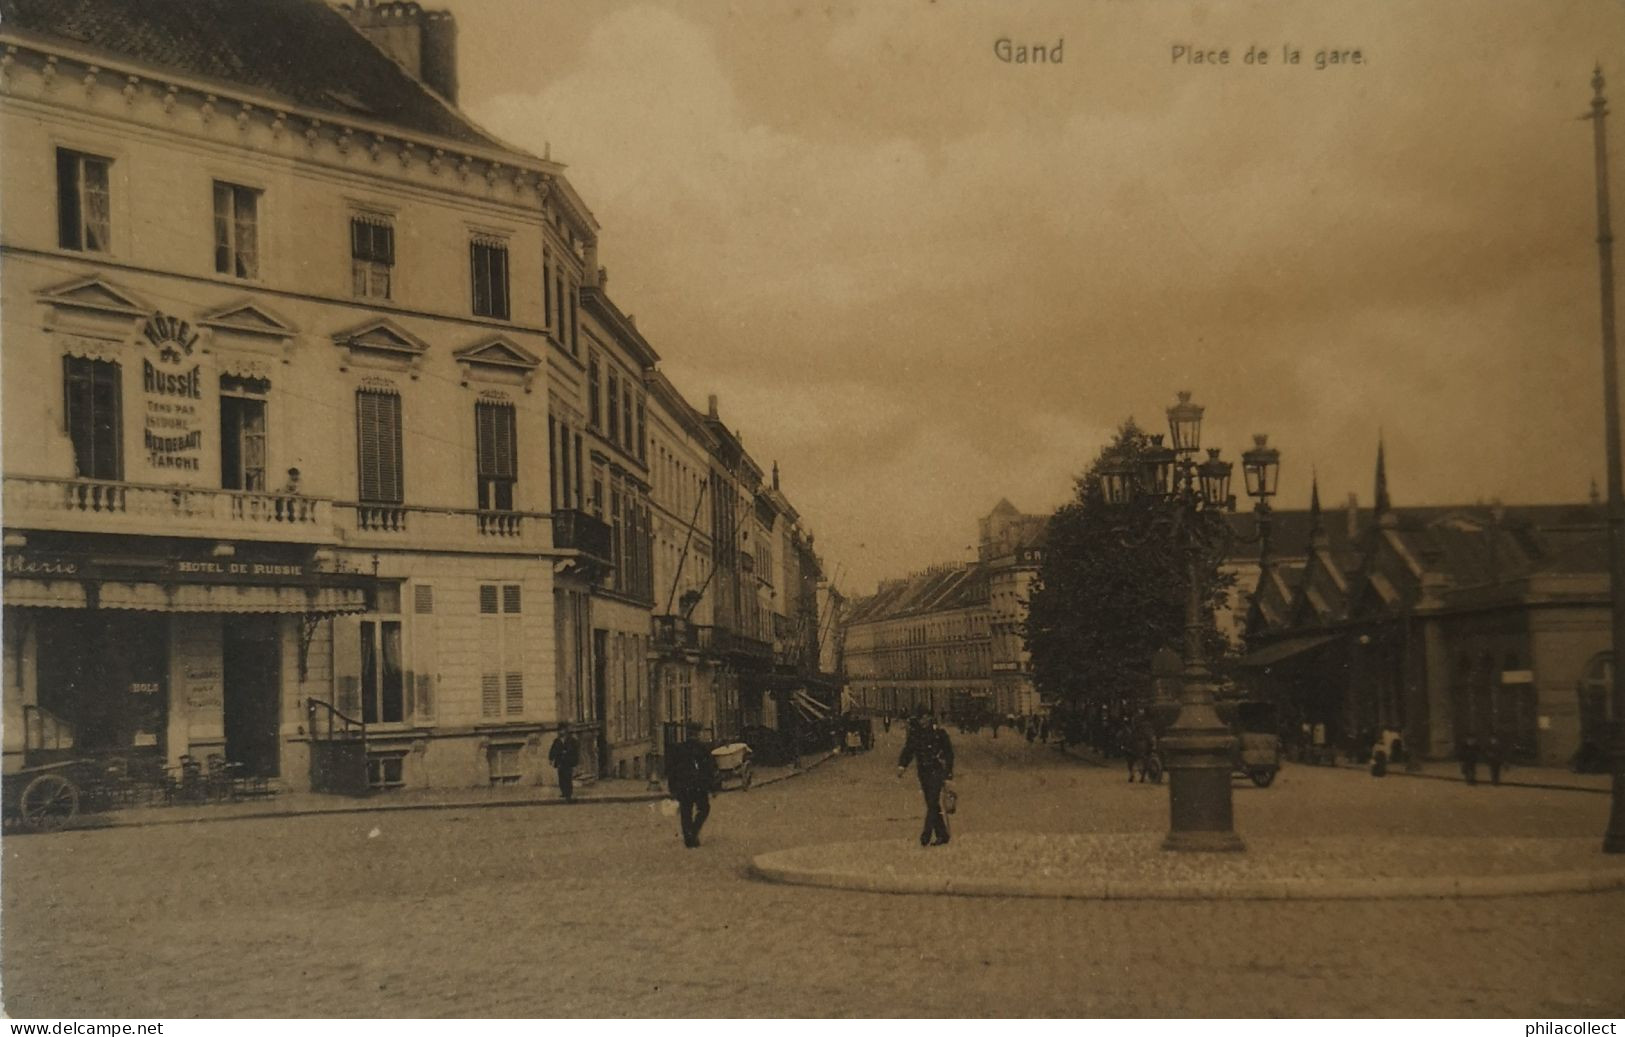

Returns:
0,0,1623,1022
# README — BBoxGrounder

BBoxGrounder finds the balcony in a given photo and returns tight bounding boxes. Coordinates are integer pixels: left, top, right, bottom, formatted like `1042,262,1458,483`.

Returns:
3,475,335,544
714,626,772,663
551,509,613,564
334,503,548,552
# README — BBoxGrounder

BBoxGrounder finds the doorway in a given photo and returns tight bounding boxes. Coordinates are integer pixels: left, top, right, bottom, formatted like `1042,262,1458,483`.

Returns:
223,616,281,777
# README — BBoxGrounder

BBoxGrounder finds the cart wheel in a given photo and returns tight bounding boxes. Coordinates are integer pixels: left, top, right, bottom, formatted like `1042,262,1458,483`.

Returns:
19,773,79,832
739,764,753,791
1250,767,1277,788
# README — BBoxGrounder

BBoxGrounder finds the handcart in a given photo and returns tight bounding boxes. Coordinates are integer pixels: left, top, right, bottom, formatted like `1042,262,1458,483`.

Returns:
710,742,754,791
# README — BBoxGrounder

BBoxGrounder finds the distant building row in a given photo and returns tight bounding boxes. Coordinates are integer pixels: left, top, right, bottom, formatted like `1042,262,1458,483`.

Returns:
843,501,1045,719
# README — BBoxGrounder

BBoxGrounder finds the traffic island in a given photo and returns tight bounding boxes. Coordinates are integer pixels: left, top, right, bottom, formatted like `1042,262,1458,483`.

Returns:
751,832,1625,900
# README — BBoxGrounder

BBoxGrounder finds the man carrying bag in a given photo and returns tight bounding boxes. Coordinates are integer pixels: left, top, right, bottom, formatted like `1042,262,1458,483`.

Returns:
897,714,955,846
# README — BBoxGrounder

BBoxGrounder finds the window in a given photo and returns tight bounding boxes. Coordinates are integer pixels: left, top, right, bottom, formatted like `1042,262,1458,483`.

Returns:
543,249,553,328
56,149,110,253
356,389,404,504
470,236,510,319
636,396,647,462
475,400,517,511
607,370,620,443
213,181,260,278
622,385,634,452
568,280,579,353
488,743,523,784
64,356,122,480
351,215,394,299
555,271,567,344
219,378,267,491
479,583,525,718
588,354,602,430
360,618,405,724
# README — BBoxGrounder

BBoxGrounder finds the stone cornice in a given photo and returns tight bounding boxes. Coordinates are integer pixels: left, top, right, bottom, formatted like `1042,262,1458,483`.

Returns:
0,34,575,216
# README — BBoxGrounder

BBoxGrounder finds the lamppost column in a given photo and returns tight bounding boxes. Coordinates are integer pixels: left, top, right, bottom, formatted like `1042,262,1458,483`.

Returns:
1160,504,1244,853
1589,67,1625,854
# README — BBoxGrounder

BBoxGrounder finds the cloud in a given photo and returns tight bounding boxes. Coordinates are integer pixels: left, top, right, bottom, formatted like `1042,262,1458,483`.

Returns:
461,0,1625,592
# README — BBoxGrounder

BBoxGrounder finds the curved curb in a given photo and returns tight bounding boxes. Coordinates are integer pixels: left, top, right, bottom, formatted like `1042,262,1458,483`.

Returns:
750,845,1625,901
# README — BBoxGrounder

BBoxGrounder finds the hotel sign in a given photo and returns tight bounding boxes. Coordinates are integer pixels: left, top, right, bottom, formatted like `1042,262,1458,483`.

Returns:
140,311,205,480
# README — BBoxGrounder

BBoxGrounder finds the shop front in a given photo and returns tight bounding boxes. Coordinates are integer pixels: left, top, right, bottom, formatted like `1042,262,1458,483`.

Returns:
3,535,369,783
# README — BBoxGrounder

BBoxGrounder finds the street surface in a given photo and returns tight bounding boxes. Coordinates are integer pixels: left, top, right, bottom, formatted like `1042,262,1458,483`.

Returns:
3,729,1622,1018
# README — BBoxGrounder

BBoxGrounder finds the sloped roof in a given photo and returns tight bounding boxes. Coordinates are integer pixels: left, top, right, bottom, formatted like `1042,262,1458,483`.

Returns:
847,563,990,626
0,0,519,153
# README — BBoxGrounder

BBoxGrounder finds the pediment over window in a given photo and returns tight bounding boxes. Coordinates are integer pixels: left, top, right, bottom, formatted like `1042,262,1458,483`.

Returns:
38,276,150,320
331,317,430,377
199,300,297,339
454,334,541,392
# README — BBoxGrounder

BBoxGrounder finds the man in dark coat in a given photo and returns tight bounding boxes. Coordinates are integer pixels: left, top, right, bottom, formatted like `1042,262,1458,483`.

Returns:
897,714,955,846
548,724,580,802
666,722,717,848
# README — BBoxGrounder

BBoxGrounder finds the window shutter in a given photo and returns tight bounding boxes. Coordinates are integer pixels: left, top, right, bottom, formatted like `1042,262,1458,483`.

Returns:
502,584,521,614
479,584,499,614
412,583,437,724
481,673,501,718
357,390,403,504
332,616,362,718
504,671,523,717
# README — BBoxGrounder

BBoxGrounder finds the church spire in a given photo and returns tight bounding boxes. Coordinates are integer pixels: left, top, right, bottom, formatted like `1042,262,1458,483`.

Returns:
1374,434,1391,515
1309,470,1323,537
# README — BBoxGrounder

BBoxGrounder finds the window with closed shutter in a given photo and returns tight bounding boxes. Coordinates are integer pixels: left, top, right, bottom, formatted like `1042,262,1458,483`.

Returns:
356,389,403,504
411,583,437,724
479,583,525,719
475,401,517,511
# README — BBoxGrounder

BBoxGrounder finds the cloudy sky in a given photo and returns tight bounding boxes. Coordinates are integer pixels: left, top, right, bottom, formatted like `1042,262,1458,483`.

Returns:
441,0,1625,595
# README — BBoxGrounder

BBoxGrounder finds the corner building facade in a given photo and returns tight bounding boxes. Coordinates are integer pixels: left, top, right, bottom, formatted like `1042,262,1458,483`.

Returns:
0,0,586,790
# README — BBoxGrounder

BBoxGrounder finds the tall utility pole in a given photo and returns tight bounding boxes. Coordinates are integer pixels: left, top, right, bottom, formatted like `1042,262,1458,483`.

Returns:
1587,66,1625,854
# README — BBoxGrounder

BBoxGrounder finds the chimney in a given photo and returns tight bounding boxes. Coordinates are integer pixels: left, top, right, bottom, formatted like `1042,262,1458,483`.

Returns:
772,461,780,491
708,394,719,419
1346,493,1359,539
344,2,460,105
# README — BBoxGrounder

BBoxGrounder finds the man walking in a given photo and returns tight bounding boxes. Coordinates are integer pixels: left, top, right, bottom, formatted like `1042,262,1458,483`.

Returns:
897,714,955,846
666,721,717,848
548,723,580,803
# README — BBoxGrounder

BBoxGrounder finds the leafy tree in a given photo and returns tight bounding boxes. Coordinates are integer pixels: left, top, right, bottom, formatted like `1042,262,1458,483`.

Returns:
1026,419,1235,736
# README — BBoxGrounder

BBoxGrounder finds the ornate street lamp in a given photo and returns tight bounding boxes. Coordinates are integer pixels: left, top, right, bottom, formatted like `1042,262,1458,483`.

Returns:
1138,436,1177,501
1098,455,1139,507
1241,433,1282,500
1167,391,1205,454
1100,391,1280,852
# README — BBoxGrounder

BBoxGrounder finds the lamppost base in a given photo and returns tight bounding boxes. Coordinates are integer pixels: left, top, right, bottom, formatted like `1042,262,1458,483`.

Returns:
1162,829,1245,853
1604,726,1625,854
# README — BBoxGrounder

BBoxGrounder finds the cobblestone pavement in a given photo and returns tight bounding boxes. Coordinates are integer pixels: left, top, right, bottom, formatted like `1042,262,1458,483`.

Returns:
4,729,1622,1018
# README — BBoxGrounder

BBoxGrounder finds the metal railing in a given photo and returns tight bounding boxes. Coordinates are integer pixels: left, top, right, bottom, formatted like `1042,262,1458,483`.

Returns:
551,509,613,561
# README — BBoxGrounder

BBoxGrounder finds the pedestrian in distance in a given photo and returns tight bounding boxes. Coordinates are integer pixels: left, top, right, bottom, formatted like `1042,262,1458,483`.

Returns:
897,714,955,846
1116,717,1138,781
548,723,580,803
1459,734,1480,785
666,721,717,848
1485,734,1505,786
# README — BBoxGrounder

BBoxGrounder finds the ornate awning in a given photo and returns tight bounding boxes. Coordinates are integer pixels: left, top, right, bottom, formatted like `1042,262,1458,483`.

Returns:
4,579,366,614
